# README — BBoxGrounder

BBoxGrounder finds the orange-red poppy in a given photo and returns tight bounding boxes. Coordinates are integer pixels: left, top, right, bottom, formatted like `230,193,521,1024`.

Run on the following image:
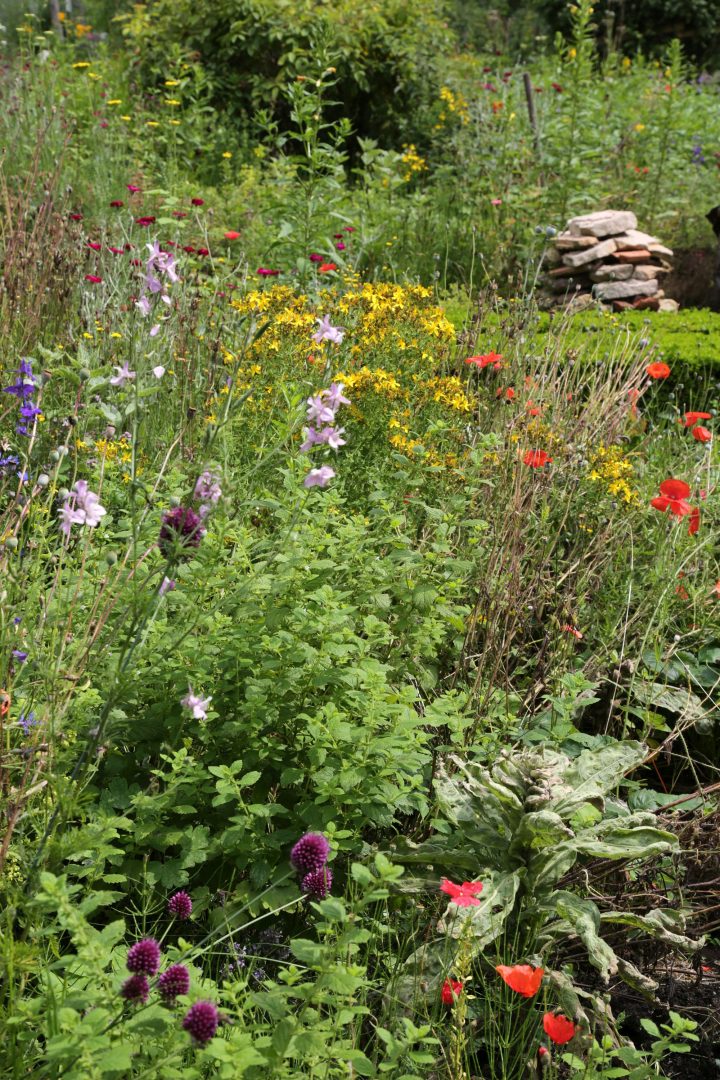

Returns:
223,231,241,240
650,479,692,517
495,964,544,997
524,449,552,468
688,507,700,536
647,361,671,379
681,411,711,427
543,1012,577,1045
466,352,503,370
692,425,712,443
440,879,484,907
319,262,338,273
441,979,463,1005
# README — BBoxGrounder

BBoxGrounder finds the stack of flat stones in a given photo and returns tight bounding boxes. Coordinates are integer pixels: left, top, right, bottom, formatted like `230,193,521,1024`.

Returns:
541,209,678,312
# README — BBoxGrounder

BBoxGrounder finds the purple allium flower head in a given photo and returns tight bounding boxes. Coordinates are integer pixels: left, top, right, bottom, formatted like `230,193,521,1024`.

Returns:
126,938,161,976
302,866,333,899
290,832,330,873
168,891,193,919
158,963,191,1002
304,466,335,488
120,973,150,1004
159,507,205,555
182,1000,219,1044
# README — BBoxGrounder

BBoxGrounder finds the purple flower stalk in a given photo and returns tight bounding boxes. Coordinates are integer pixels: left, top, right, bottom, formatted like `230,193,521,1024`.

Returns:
59,480,107,538
168,891,193,919
304,466,335,488
182,1000,219,1044
126,938,161,976
290,832,330,873
158,963,191,1002
312,315,345,345
120,973,150,1004
302,866,333,899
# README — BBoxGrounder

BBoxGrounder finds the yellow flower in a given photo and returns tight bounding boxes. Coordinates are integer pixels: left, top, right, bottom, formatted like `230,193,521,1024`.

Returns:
107,99,122,105
146,121,160,127
165,99,181,106
222,152,233,159
634,123,645,132
165,79,180,87
72,61,91,69
120,115,132,122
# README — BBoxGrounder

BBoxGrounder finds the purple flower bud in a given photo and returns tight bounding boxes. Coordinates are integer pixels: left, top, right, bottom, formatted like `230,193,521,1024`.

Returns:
182,1000,219,1044
159,506,205,556
168,891,193,919
120,973,150,1004
290,832,330,873
158,963,191,1002
126,938,161,975
302,866,333,899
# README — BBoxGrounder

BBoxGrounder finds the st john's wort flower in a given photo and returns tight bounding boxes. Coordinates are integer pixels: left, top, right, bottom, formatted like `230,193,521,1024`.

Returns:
168,891,193,919
304,466,335,488
301,866,333,899
495,964,544,997
181,689,211,720
120,974,150,1004
440,879,484,906
182,1001,219,1044
290,832,330,873
543,1012,577,1045
158,963,191,1002
312,315,345,345
127,938,161,976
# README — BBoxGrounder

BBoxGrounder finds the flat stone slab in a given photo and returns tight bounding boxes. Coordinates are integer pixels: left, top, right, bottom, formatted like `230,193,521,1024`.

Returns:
594,278,658,301
590,264,634,282
648,243,674,257
632,263,669,280
562,237,617,267
568,210,637,238
658,298,680,312
555,234,600,250
614,229,659,250
616,249,652,263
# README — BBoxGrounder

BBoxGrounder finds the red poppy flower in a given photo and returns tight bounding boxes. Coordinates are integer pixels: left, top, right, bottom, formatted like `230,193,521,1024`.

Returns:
466,351,503,370
440,879,484,907
543,1012,576,1045
496,964,544,997
526,401,542,417
563,624,583,639
524,450,552,468
84,274,102,283
688,507,700,536
110,199,124,207
224,230,241,240
650,479,692,517
647,361,671,379
682,411,711,427
319,263,338,273
191,198,204,206
441,979,463,1005
692,425,712,443
676,584,689,600
713,581,720,597
496,387,515,400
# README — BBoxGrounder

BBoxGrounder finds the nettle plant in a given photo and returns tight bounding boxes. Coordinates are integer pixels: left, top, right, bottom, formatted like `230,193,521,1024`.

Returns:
394,741,699,1024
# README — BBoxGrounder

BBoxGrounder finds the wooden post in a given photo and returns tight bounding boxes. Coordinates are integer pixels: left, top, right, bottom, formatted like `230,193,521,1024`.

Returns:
522,72,540,156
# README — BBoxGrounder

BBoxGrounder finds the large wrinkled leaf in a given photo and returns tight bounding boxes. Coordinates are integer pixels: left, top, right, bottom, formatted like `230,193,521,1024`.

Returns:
438,869,520,950
550,742,648,817
615,957,659,998
601,908,702,951
527,840,579,891
390,939,453,1007
573,823,677,860
630,682,706,725
553,892,618,981
389,835,489,874
513,810,574,852
542,968,617,1029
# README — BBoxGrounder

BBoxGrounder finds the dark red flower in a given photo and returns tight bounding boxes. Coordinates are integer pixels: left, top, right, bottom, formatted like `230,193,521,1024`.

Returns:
496,964,544,997
84,274,102,283
682,411,711,427
69,212,83,221
551,82,563,92
182,245,196,254
257,267,280,276
309,253,323,262
543,1012,576,1045
647,361,670,379
688,507,700,536
196,247,209,256
108,246,125,254
135,216,156,226
524,450,552,468
650,479,692,517
441,979,463,1005
110,199,124,207
191,197,204,206
173,211,188,219
87,241,102,251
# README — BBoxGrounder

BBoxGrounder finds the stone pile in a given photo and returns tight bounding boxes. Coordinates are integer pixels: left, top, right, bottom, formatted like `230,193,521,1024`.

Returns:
540,210,678,312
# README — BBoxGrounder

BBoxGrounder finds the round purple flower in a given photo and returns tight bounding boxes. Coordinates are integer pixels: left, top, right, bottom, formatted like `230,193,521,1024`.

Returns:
158,963,191,1002
120,973,150,1004
126,938,161,976
290,832,330,874
301,866,333,900
182,1000,219,1044
168,890,193,919
159,506,205,555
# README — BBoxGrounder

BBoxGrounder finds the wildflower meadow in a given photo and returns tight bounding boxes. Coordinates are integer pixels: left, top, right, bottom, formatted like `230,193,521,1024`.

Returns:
1,1,720,1077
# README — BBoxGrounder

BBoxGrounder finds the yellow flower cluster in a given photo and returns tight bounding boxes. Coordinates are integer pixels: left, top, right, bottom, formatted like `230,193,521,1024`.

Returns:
400,144,428,182
93,437,132,466
588,444,640,504
415,375,473,414
337,367,406,401
436,86,470,128
388,416,458,469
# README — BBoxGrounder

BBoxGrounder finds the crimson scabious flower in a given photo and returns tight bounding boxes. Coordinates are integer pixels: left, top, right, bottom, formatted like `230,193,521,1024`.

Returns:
692,425,712,443
466,351,503,370
196,247,210,256
441,979,463,1005
440,879,484,906
290,832,330,873
127,184,141,193
69,212,83,221
135,216,156,226
524,450,552,468
127,938,161,976
120,973,149,1003
551,81,563,92
182,1001,219,1044
110,199,124,207
159,507,205,555
191,197,204,206
309,253,323,262
682,411,711,427
158,963,191,1002
496,964,544,997
84,274,102,283
168,891,193,919
647,361,671,379
108,246,125,254
650,479,692,517
543,1012,576,1045
257,267,279,276
87,241,102,251
301,866,333,899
